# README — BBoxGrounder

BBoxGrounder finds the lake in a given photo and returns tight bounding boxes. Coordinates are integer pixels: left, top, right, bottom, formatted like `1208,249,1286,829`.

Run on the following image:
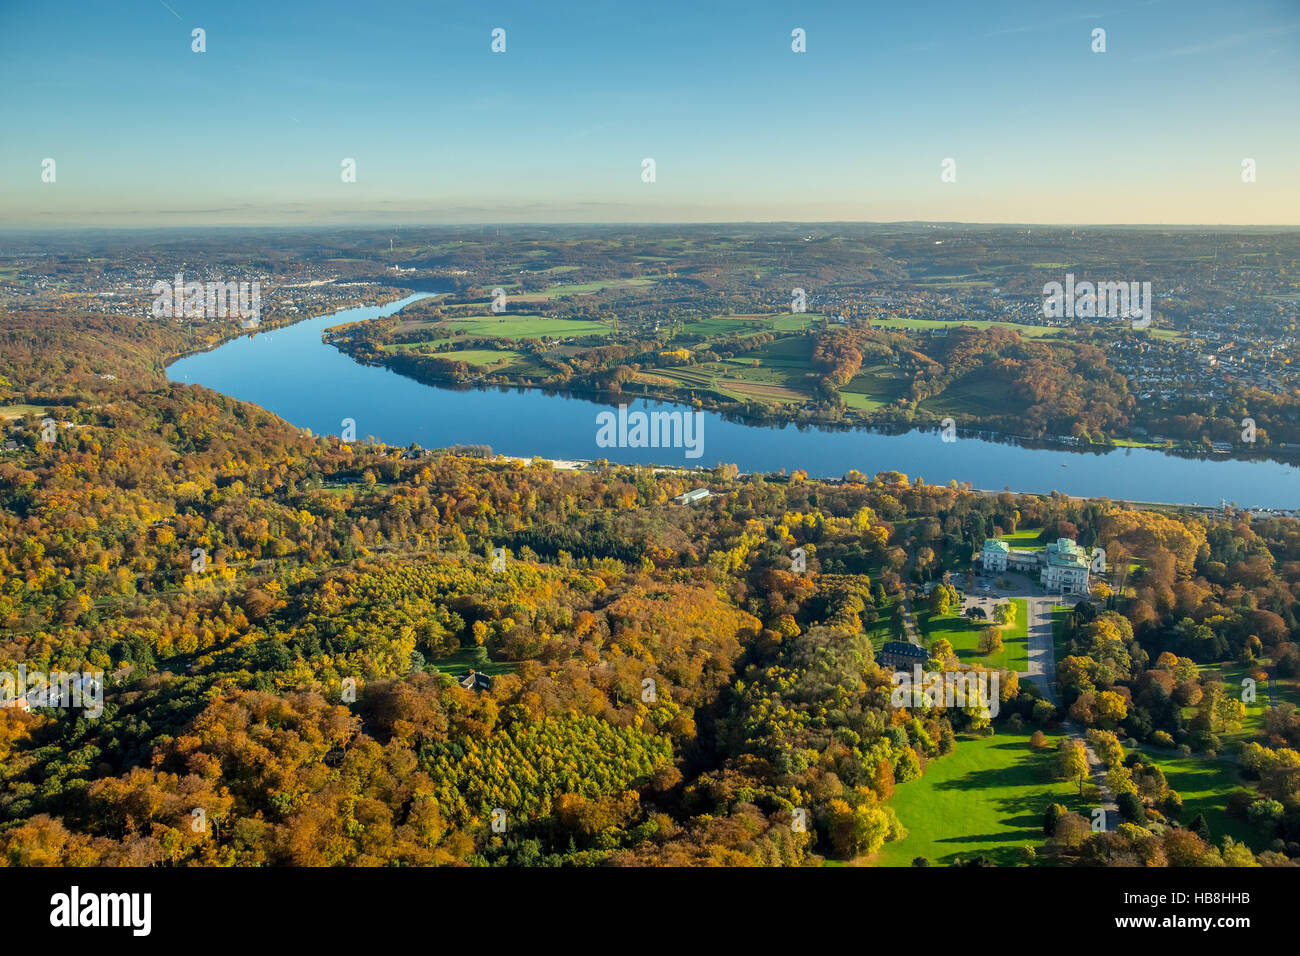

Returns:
166,294,1300,508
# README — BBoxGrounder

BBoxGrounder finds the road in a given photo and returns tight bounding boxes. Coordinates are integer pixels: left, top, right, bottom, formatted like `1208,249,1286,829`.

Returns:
900,592,921,645
964,569,1118,830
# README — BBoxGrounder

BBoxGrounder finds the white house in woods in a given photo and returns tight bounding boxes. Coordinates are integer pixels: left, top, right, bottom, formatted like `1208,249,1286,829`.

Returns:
674,488,712,506
979,536,1105,596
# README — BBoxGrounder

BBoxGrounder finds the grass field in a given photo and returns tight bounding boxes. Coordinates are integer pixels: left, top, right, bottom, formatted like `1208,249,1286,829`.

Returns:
1128,751,1258,849
0,403,46,420
675,313,819,338
1051,604,1073,666
865,598,906,652
643,335,818,405
507,277,659,302
1194,660,1273,748
840,361,912,411
920,597,1028,672
871,317,1061,338
650,364,809,404
430,646,517,677
440,315,610,339
920,367,1026,418
440,348,523,367
874,728,1083,866
998,528,1045,549
870,315,1186,343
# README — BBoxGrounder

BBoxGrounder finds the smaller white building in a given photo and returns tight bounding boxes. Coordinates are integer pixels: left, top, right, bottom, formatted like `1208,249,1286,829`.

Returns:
980,539,1009,573
674,488,712,506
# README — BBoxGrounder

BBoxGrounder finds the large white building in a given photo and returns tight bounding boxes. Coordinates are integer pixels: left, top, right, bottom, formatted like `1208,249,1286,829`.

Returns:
979,536,1104,596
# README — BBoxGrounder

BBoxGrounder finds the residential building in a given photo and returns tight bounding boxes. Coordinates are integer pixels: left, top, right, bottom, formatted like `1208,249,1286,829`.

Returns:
876,641,928,670
979,536,1103,596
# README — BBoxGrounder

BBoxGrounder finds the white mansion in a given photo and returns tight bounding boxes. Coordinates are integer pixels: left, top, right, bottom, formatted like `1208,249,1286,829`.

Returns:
979,536,1105,595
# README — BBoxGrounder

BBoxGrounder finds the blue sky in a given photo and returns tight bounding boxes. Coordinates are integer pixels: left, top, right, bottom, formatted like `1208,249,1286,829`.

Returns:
1,0,1297,225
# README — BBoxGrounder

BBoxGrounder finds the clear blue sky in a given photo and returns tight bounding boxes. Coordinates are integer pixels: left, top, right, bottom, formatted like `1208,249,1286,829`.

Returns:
2,0,1297,225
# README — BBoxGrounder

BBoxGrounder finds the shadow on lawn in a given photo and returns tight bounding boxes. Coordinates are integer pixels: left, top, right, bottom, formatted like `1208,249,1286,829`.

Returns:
927,839,1029,866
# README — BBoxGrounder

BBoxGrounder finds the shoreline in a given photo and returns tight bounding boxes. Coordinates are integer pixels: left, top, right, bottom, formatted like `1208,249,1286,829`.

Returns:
162,294,1300,512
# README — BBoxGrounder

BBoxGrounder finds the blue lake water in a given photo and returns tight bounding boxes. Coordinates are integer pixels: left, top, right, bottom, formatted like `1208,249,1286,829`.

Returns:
166,293,1300,508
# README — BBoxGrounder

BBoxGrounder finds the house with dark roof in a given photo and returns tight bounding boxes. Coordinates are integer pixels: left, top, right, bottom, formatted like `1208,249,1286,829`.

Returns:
876,641,928,670
459,671,492,692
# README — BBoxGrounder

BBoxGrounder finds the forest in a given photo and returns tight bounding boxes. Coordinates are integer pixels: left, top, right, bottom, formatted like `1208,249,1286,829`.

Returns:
1,302,1299,867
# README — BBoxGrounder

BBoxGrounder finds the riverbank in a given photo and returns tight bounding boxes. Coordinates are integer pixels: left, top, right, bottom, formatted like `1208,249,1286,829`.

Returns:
165,297,1300,509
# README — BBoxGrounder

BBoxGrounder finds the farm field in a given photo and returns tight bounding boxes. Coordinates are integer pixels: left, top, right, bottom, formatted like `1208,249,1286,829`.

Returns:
919,367,1027,418
507,276,660,301
649,364,809,404
840,361,912,411
440,348,525,367
390,314,611,341
870,317,1061,337
0,403,46,420
674,313,820,338
441,315,611,339
644,335,819,405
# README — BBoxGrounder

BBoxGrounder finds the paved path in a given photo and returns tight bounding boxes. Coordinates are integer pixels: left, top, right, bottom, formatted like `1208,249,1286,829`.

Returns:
1063,717,1119,830
1023,591,1058,703
900,592,921,645
966,570,1117,829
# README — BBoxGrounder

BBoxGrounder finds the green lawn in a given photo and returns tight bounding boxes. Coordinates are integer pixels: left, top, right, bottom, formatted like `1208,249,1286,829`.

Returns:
1051,604,1073,666
920,598,1028,672
441,315,610,339
1128,751,1259,850
998,528,1045,549
1195,661,1274,748
865,598,905,652
429,646,517,677
875,729,1083,866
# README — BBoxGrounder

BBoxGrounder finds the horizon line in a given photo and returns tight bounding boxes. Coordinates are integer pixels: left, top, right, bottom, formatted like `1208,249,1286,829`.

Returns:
3,219,1299,234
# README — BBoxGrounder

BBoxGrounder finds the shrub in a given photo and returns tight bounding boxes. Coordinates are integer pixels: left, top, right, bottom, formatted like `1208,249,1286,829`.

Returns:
1117,790,1148,824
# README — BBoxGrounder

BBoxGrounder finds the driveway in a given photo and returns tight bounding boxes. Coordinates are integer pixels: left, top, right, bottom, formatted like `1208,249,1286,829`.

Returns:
963,571,1059,701
982,572,1116,829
